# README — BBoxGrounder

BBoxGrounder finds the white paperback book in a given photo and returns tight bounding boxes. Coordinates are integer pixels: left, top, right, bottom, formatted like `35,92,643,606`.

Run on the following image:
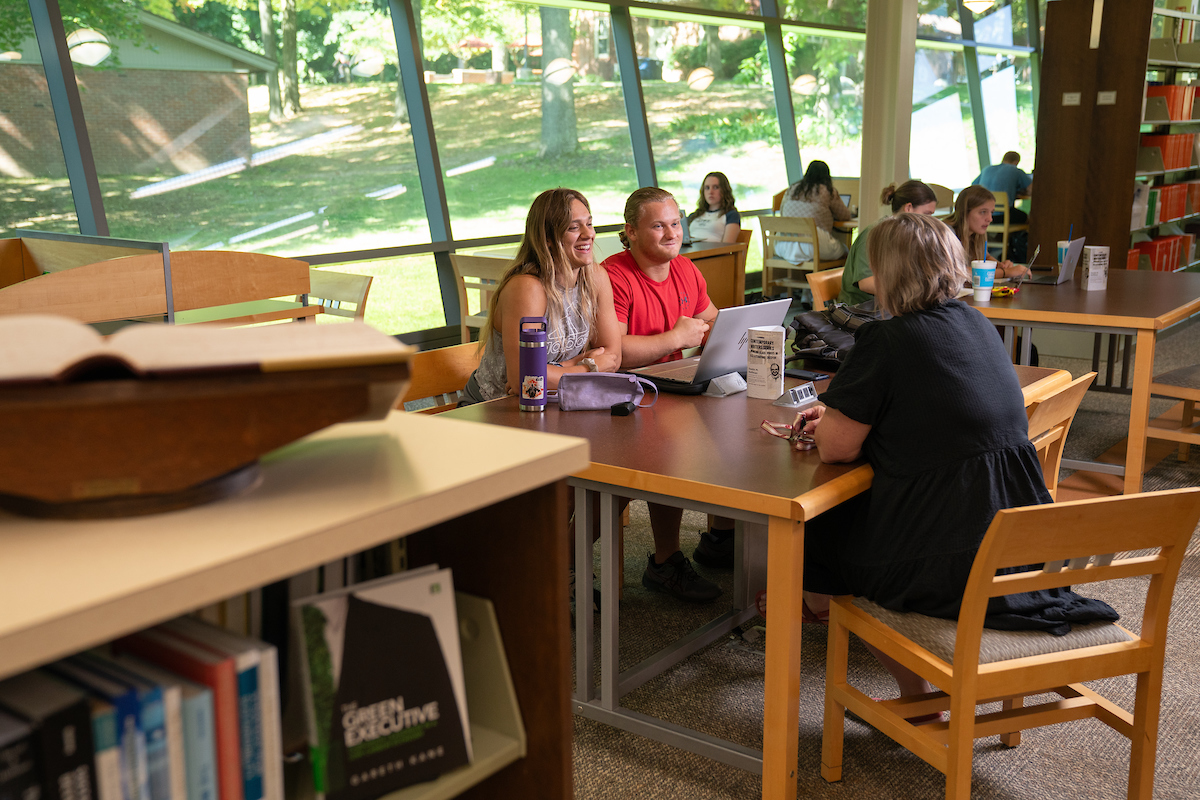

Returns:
746,325,786,400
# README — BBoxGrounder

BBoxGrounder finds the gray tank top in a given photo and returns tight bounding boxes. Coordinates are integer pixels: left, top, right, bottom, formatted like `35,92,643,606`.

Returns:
467,285,590,402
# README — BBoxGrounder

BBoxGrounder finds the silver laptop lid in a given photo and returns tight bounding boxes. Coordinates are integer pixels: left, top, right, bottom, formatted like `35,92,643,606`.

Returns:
680,214,693,245
693,298,792,383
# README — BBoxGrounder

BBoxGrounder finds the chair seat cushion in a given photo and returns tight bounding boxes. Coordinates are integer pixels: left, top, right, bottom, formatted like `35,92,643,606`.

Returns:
851,597,1132,664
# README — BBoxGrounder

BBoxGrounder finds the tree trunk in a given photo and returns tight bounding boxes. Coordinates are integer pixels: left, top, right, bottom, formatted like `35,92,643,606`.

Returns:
280,0,301,116
539,7,577,159
705,25,722,78
258,0,283,123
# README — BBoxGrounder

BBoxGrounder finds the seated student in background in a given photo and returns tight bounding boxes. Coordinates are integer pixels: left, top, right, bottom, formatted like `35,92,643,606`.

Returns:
686,171,742,243
778,159,853,261
973,150,1032,224
946,185,1029,280
601,187,731,598
795,213,1115,706
463,187,621,403
837,180,937,306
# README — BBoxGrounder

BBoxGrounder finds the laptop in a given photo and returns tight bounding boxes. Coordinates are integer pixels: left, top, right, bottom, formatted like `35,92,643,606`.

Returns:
680,214,693,246
839,193,853,208
1024,237,1086,285
629,298,793,394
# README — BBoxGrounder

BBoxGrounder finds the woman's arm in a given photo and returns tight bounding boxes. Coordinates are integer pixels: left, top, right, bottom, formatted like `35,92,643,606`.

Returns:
801,404,871,463
721,220,742,243
496,275,602,393
830,189,853,221
582,268,622,372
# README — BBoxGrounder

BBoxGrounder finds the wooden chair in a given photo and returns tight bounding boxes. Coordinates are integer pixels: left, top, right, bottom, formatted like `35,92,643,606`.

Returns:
1025,372,1096,499
986,190,1030,261
821,486,1200,800
771,189,786,213
759,216,846,298
305,269,372,320
450,253,510,344
398,342,481,413
806,266,844,311
926,182,955,209
1146,364,1200,462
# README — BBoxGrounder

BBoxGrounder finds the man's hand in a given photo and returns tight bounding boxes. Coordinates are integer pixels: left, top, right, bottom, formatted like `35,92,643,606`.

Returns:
671,316,710,351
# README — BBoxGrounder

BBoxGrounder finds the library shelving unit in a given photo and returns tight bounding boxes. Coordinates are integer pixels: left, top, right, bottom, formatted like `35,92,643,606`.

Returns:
0,411,588,800
1133,5,1200,273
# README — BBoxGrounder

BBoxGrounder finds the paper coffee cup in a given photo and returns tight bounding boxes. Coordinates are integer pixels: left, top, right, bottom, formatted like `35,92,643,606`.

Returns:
971,260,995,302
1057,240,1070,266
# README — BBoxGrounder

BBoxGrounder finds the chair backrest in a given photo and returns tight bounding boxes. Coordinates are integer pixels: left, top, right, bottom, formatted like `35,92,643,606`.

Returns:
398,342,482,413
990,191,1011,226
954,487,1200,669
450,253,511,344
306,269,373,320
808,267,844,310
1025,372,1095,499
772,189,786,213
927,182,954,209
735,228,752,245
759,215,827,269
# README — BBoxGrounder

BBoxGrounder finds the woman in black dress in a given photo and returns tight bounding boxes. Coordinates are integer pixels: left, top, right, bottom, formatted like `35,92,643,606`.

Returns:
798,212,1114,699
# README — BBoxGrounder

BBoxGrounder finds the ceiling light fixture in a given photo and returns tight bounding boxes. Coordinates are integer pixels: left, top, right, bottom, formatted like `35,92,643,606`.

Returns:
962,0,995,14
66,28,111,67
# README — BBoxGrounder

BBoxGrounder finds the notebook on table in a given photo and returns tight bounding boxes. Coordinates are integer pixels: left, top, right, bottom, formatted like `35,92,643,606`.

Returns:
1024,237,1086,285
629,298,793,394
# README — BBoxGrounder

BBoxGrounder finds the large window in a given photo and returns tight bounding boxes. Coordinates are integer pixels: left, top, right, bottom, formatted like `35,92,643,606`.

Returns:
910,44,979,190
425,3,639,234
636,18,786,213
784,29,865,178
0,5,78,236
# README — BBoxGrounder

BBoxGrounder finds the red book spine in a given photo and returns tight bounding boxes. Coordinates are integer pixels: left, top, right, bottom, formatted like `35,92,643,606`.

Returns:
1128,249,1141,270
115,632,244,800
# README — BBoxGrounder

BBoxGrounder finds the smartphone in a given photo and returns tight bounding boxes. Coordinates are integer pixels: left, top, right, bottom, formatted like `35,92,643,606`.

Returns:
785,368,829,382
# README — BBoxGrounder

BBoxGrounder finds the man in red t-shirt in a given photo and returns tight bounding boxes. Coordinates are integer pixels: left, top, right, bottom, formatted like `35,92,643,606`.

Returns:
599,188,730,602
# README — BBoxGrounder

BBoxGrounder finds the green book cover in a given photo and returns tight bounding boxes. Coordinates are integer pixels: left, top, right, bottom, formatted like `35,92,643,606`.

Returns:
295,568,470,800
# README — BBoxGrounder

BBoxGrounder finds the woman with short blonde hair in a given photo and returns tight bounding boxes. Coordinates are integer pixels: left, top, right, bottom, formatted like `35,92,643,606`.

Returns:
868,212,970,315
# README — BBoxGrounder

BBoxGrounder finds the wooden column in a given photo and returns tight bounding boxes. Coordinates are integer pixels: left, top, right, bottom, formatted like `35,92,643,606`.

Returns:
1029,0,1154,263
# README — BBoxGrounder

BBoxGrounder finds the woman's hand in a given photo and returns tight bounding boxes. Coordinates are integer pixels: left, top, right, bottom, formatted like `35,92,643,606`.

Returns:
797,404,826,436
564,347,619,373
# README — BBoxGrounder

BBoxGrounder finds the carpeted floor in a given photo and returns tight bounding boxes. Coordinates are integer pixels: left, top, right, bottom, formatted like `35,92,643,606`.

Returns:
571,318,1200,799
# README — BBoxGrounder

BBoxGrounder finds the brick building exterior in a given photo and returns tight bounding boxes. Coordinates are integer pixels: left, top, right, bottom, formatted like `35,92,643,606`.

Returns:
0,11,273,179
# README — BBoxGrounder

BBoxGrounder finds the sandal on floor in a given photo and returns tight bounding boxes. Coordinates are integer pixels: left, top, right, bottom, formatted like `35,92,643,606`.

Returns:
751,592,829,624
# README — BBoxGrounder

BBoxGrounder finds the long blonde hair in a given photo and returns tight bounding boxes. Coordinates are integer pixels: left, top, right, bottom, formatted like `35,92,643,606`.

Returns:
477,188,598,350
947,185,994,262
868,213,970,316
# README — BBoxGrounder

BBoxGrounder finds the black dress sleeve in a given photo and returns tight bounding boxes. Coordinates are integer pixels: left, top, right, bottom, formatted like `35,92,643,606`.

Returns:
816,320,891,427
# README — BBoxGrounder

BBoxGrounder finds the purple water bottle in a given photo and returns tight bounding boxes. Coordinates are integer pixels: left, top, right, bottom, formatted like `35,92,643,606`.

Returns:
518,316,548,411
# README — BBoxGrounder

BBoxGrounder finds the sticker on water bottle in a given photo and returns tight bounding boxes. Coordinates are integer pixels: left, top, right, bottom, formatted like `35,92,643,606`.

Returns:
522,374,545,400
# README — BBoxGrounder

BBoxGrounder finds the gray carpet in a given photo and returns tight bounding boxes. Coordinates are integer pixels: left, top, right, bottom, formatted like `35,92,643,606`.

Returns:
572,318,1200,799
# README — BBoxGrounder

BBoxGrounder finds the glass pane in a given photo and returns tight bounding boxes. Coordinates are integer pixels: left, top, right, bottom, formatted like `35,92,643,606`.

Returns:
425,4,639,237
635,20,787,214
655,0,763,17
315,255,443,335
73,4,429,255
781,1,867,27
972,0,1037,47
910,46,979,190
786,31,866,178
917,1,961,41
0,5,78,236
979,55,1037,167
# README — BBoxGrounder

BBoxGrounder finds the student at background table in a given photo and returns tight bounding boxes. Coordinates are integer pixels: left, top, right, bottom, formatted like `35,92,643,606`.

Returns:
973,150,1032,225
778,159,853,260
797,213,1115,710
463,187,621,403
946,185,1029,280
837,180,937,306
601,187,730,600
685,171,742,243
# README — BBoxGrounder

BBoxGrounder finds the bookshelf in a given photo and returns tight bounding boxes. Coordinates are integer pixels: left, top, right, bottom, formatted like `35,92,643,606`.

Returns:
0,412,588,800
1132,5,1200,273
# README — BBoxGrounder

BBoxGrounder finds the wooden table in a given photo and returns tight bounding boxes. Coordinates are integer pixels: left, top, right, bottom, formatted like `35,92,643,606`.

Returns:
446,365,1066,800
681,240,749,308
0,412,588,800
966,269,1200,494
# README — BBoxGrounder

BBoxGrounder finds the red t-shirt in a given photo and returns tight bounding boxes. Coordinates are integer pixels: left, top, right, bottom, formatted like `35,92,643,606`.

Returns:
602,250,712,363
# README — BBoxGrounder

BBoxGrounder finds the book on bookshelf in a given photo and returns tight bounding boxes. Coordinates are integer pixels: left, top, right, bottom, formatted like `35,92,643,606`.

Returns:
113,631,242,800
0,708,39,800
0,671,98,800
88,700,126,800
293,568,472,800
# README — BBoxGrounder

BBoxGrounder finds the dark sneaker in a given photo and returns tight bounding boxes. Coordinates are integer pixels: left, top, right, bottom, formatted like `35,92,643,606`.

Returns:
692,529,735,569
569,568,600,615
642,551,722,602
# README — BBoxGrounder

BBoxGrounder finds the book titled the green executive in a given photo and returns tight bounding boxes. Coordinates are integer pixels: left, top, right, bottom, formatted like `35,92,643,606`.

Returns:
294,568,470,800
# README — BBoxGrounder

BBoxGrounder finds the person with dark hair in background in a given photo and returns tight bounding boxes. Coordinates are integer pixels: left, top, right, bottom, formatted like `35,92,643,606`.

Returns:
686,172,742,243
779,160,853,260
837,180,938,306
